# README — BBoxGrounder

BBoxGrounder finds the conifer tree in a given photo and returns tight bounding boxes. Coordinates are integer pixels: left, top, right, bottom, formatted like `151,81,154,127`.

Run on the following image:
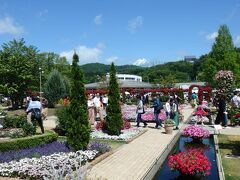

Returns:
43,69,66,107
67,53,90,150
106,62,123,135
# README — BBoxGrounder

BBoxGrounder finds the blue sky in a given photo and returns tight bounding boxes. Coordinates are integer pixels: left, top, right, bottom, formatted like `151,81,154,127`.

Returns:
0,0,240,66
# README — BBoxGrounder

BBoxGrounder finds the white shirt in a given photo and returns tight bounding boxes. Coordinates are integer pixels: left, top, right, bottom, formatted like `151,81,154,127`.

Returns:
231,95,240,108
87,99,94,108
137,100,144,113
93,97,101,108
26,100,42,112
164,102,171,113
102,97,108,104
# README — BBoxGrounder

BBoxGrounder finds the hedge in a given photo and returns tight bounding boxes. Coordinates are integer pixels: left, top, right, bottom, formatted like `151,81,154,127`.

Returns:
0,131,58,152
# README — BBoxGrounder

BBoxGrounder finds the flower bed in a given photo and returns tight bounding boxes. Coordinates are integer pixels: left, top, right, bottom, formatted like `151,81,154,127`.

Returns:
183,125,210,139
0,140,112,179
168,149,211,176
91,128,144,141
0,150,98,179
0,141,71,163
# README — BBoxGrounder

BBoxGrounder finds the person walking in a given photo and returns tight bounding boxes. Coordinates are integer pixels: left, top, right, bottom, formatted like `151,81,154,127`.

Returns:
231,91,240,108
136,95,148,128
87,94,95,125
152,95,162,129
26,96,44,134
215,95,228,128
169,98,179,130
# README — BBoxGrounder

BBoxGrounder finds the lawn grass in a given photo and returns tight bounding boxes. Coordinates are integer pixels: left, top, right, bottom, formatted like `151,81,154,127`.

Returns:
218,134,240,180
57,136,125,151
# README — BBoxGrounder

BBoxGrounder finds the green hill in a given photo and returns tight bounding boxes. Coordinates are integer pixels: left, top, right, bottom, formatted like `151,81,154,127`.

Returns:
80,61,195,83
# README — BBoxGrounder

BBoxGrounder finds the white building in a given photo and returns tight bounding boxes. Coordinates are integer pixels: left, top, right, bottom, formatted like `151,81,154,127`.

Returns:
106,73,142,82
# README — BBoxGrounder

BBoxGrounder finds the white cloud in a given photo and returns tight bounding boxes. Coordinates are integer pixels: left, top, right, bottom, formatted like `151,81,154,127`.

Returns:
128,16,143,33
234,35,240,45
0,16,24,35
106,56,118,63
60,44,104,64
206,32,218,40
132,58,150,67
94,14,103,25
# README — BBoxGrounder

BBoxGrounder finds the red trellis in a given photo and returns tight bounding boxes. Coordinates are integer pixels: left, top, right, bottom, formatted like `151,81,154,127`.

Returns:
188,85,212,101
86,87,188,95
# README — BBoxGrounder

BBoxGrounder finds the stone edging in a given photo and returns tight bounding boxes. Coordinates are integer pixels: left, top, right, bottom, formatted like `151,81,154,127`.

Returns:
214,135,225,180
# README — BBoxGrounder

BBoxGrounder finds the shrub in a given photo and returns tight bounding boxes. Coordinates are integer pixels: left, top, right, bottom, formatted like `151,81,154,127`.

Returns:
3,115,36,136
3,115,27,129
87,141,111,154
55,107,69,135
0,131,58,152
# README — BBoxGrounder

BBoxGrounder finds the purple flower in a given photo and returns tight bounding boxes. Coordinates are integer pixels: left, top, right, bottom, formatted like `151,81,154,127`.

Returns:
0,141,72,163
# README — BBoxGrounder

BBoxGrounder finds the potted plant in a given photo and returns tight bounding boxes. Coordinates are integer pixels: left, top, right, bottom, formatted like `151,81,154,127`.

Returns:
168,149,211,177
179,114,184,122
164,119,175,134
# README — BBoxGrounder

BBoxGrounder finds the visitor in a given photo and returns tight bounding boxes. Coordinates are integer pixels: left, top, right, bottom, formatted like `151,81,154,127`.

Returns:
151,95,162,129
102,94,108,109
215,95,228,128
41,97,48,120
93,93,102,120
231,91,240,108
87,94,95,125
191,92,198,105
26,96,44,134
164,98,171,118
169,98,179,130
136,95,148,128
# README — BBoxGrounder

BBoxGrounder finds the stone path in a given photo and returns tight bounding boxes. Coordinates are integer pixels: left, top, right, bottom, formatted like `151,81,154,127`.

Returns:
87,106,194,180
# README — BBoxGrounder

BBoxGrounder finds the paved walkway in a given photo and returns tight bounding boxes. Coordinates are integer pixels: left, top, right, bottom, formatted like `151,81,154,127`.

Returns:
87,106,194,180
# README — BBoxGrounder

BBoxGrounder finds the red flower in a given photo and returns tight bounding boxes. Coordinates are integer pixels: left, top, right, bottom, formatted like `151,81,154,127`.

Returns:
235,113,240,118
168,149,211,176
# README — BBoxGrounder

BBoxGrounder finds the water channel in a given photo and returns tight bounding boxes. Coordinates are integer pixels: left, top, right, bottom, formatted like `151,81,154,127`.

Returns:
154,136,219,180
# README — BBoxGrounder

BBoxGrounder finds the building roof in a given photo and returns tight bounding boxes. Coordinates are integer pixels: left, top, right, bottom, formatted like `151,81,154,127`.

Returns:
85,80,153,89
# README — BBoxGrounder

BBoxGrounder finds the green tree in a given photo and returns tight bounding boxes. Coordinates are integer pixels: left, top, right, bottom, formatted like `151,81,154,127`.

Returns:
67,53,90,150
106,62,123,135
202,25,239,86
0,39,39,108
43,69,66,107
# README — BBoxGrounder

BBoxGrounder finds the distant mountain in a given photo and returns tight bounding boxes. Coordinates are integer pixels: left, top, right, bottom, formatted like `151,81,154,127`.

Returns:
80,61,195,83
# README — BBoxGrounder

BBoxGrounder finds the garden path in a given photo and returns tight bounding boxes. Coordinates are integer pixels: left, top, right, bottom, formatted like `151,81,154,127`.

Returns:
87,106,194,180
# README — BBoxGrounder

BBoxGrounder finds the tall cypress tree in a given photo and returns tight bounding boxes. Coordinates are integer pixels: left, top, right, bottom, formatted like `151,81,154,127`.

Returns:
67,53,90,150
106,62,123,135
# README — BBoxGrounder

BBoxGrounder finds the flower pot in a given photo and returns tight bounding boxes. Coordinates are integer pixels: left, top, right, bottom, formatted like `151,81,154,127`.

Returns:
164,125,174,134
